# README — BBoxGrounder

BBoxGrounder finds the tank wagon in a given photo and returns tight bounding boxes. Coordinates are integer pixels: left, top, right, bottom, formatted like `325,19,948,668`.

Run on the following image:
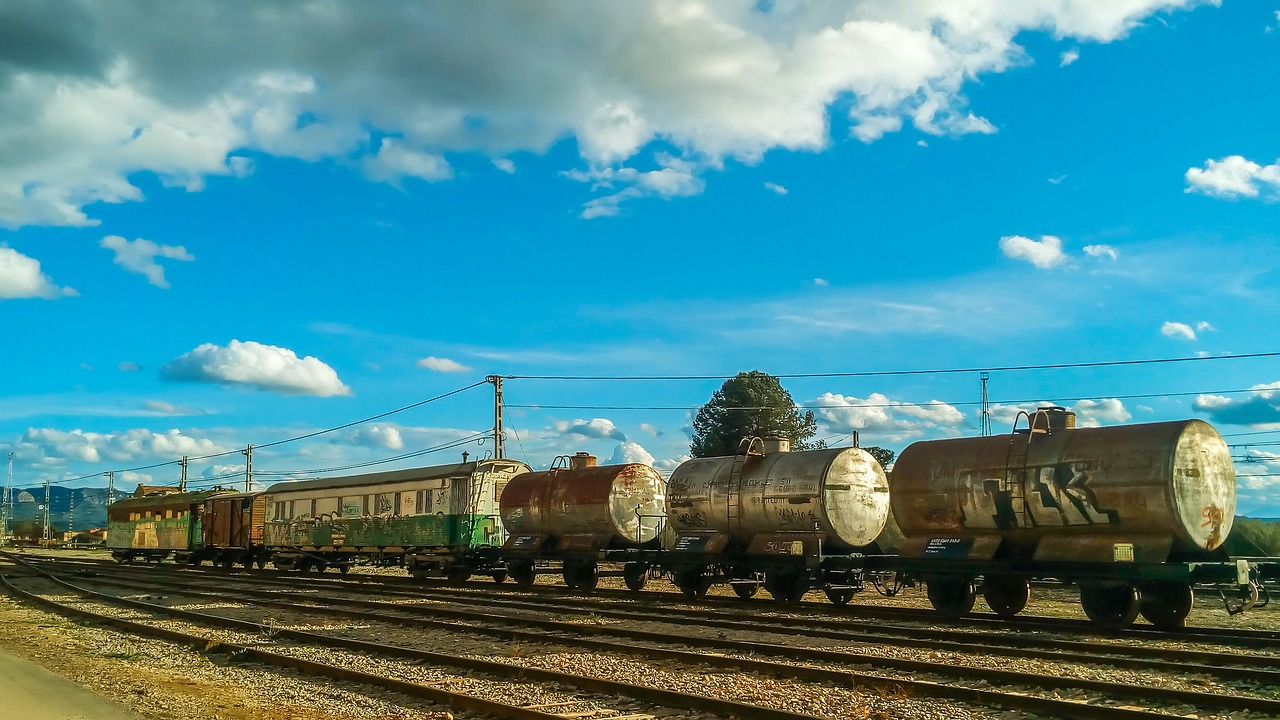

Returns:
107,486,234,563
262,458,530,578
500,452,666,589
655,437,890,603
891,406,1261,628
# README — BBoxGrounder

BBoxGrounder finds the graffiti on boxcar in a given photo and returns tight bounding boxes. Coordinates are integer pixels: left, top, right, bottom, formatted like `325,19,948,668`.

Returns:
961,463,1118,530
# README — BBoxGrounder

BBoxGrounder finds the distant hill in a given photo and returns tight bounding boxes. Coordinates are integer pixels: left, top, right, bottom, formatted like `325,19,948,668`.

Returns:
1222,517,1280,557
2,486,111,533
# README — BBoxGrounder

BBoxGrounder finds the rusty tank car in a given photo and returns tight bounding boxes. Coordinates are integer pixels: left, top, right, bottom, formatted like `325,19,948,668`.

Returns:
500,452,666,590
891,406,1258,628
660,437,890,604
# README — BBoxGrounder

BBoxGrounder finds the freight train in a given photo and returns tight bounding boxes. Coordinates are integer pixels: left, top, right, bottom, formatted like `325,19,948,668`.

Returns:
104,407,1273,630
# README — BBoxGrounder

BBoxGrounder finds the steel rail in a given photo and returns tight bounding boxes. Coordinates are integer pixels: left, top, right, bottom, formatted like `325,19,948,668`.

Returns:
34,564,1280,719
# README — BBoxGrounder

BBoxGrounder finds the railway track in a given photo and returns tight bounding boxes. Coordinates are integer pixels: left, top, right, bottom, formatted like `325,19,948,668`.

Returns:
33,554,1280,647
10,553,1280,720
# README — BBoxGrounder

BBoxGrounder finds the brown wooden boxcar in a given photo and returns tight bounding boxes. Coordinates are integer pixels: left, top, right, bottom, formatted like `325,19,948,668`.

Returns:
200,492,269,568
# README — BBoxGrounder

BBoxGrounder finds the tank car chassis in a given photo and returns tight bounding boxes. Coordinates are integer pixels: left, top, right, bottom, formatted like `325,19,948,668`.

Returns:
891,551,1272,629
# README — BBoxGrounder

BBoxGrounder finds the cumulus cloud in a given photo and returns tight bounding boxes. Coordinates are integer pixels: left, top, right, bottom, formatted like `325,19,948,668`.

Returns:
118,361,141,372
1185,156,1280,199
1000,235,1067,269
655,455,692,474
416,356,472,373
1161,321,1197,340
764,182,788,195
1194,383,1280,427
553,417,627,442
492,158,516,174
1060,49,1080,66
988,399,1131,429
0,2,1204,228
100,235,194,288
639,423,663,437
812,392,965,442
16,427,229,465
349,424,405,450
1161,320,1213,341
608,440,655,466
1083,244,1118,261
0,246,76,299
161,339,351,397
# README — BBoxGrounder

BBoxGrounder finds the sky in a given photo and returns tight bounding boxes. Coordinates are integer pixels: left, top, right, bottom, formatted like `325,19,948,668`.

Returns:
2,1,1280,515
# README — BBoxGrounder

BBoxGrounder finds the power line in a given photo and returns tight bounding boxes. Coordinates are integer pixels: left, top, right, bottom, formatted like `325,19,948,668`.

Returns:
500,350,1280,381
506,386,1270,412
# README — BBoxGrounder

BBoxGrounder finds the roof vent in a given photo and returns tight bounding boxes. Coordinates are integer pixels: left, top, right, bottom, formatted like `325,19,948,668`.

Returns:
762,437,792,454
569,452,598,470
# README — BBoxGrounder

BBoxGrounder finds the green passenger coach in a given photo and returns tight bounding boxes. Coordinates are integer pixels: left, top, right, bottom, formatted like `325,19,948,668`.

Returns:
106,487,235,563
261,458,531,578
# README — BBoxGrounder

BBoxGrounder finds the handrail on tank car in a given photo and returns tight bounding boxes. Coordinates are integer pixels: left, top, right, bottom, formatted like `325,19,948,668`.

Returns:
736,436,765,456
633,505,666,545
1011,406,1062,437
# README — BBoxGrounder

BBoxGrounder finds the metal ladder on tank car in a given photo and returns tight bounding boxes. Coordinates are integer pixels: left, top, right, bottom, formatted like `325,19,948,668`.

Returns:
727,437,766,533
1004,411,1041,530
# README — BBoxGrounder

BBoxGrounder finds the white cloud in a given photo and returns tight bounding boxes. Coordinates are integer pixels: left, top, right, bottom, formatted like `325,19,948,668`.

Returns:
142,400,204,416
1196,320,1215,332
362,137,453,184
17,427,229,465
655,455,691,474
1047,174,1067,184
118,361,141,372
987,399,1130,429
416,356,472,373
764,182,788,195
814,278,829,287
1060,49,1080,66
999,234,1067,269
161,339,352,397
0,2,1205,228
1194,383,1280,428
1160,321,1196,340
639,423,663,437
0,246,76,299
608,441,655,466
492,158,516,174
1083,244,1118,261
100,235,194,288
553,417,627,442
1185,155,1280,199
349,424,404,450
812,392,965,442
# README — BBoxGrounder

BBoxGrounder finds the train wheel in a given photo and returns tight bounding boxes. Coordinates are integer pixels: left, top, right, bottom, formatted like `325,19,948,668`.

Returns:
622,563,647,592
577,564,598,591
491,570,508,584
674,568,712,599
1080,583,1141,629
766,572,808,604
732,582,759,600
256,558,267,570
982,575,1030,618
338,564,351,575
447,566,472,584
926,576,976,618
510,561,536,589
1138,582,1194,629
824,588,855,606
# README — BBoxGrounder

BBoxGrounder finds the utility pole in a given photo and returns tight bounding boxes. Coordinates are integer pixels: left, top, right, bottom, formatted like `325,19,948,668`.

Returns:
105,471,115,505
242,445,253,492
3,452,12,543
67,491,74,537
980,371,992,437
487,375,505,460
43,477,50,547
179,456,188,492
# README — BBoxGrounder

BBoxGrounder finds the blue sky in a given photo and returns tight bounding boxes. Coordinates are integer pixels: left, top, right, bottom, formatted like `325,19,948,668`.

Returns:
3,1,1280,514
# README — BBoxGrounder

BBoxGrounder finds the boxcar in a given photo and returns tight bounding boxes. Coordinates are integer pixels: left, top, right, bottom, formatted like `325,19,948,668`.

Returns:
200,491,269,569
261,458,531,578
106,488,235,563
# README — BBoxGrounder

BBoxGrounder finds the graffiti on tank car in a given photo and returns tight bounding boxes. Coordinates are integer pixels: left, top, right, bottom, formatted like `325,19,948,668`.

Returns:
776,507,819,532
1202,505,1224,549
675,510,708,529
960,463,1118,530
667,477,692,496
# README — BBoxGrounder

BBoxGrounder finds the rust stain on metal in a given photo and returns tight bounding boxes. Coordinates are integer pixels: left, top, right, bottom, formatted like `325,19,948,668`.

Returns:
1201,504,1224,549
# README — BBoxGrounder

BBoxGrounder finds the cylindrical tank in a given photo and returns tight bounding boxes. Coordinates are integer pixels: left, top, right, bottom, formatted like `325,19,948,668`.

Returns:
891,416,1236,555
666,446,890,550
500,456,666,547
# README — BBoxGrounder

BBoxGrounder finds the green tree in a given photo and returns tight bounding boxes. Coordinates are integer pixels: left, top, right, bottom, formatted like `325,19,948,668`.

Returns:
863,446,895,468
690,371,820,457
